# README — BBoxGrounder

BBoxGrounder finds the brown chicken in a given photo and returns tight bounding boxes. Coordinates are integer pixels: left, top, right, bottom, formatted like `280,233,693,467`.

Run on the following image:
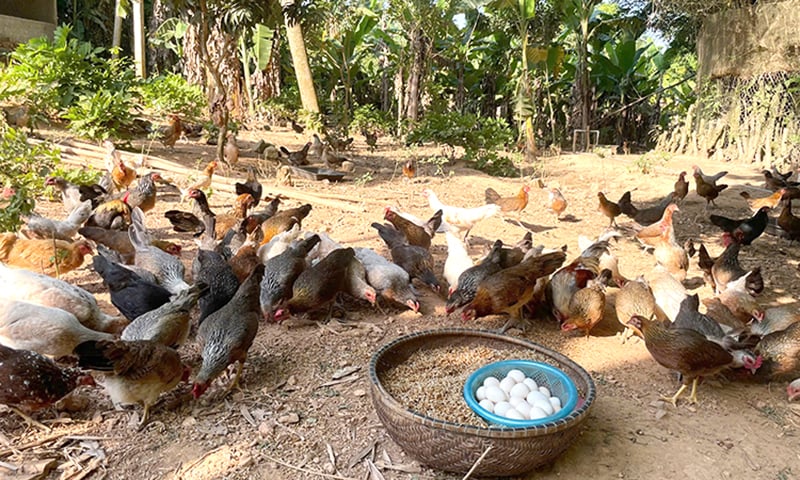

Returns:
159,114,182,149
228,229,264,282
547,244,604,323
693,166,728,208
214,193,256,239
111,158,137,191
224,132,239,168
402,159,417,180
74,339,189,428
628,315,761,406
321,145,347,169
561,270,610,337
547,188,568,220
618,191,676,226
615,276,656,342
0,234,92,276
712,272,763,324
259,204,313,244
0,344,94,429
762,170,800,191
653,224,689,282
702,297,748,331
778,199,800,244
740,189,784,213
462,251,567,333
384,207,442,250
86,198,133,230
597,192,622,227
710,232,763,295
180,161,218,202
485,186,530,215
192,264,264,398
635,203,679,248
121,172,161,213
280,143,311,166
673,171,689,203
752,322,800,381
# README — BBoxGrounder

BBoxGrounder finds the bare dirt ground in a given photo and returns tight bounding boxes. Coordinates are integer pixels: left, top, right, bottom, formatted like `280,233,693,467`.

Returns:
2,126,800,480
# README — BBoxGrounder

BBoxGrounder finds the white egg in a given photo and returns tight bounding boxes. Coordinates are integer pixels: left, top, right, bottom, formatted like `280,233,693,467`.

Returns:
485,385,507,403
476,386,487,401
514,401,532,418
538,386,551,397
494,401,513,416
522,378,538,391
549,396,562,412
508,397,526,409
509,383,530,399
504,408,525,420
479,399,495,412
526,390,548,405
533,399,554,416
529,406,548,420
499,377,516,393
483,376,500,388
506,369,526,383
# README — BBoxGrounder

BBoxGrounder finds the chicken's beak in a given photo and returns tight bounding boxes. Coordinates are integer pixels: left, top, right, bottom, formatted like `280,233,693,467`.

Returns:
789,388,800,402
406,300,419,313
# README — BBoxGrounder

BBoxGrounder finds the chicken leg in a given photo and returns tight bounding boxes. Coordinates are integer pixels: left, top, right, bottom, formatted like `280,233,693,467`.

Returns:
223,359,245,395
137,403,151,431
661,383,688,407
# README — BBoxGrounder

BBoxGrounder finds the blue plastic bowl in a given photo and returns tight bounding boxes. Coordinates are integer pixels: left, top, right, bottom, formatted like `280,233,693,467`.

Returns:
463,359,579,428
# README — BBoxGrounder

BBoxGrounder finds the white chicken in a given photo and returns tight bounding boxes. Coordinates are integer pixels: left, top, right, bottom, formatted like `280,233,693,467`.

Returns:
257,223,303,262
0,299,113,357
354,248,419,312
129,208,190,294
305,232,345,265
645,266,687,322
578,230,626,286
0,263,127,333
21,200,93,241
422,189,500,242
443,229,473,295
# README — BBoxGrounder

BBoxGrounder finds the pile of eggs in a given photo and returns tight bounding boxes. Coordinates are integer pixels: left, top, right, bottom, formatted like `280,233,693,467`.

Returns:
475,369,562,421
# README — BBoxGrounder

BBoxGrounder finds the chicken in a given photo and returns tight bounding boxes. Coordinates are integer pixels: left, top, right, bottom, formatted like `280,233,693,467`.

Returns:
0,263,125,336
653,224,689,282
308,133,323,161
260,204,313,243
672,294,727,343
615,275,656,342
635,204,679,249
788,378,800,401
778,199,800,244
402,159,416,180
164,210,206,237
693,165,728,185
710,232,763,295
693,166,728,208
192,264,264,398
646,267,687,322
21,200,92,241
443,229,473,295
546,188,567,220
111,157,137,191
258,224,303,261
327,136,353,151
498,232,532,268
561,270,609,337
0,234,92,277
748,305,800,338
673,171,689,203
180,161,218,203
422,188,500,243
290,119,304,134
762,170,800,191
597,192,622,227
158,114,182,149
321,145,347,169
0,344,94,429
547,242,604,323
92,254,172,322
342,256,377,306
74,339,188,428
274,248,361,320
280,143,311,166
214,193,256,239
120,284,204,348
709,206,769,246
3,104,30,129
86,198,132,230
224,132,239,168
45,176,87,213
618,191,676,226
363,129,378,150
485,186,530,215
739,189,784,213
696,242,716,289
260,235,320,320
576,230,627,287
384,207,442,250
462,251,567,333
80,226,179,264
355,248,419,312
372,222,440,292
192,250,240,324
235,167,263,207
129,208,190,294
446,240,504,314
0,299,113,357
121,172,161,214
702,297,748,331
713,272,762,324
751,322,800,381
627,315,760,406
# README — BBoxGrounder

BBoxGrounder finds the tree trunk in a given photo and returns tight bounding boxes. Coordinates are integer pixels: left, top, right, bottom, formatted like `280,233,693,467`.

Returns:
147,0,179,75
282,0,319,114
252,30,282,102
405,27,427,121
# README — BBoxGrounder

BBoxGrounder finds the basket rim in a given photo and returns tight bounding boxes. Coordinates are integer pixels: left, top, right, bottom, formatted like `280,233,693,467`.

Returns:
368,327,596,438
463,359,579,427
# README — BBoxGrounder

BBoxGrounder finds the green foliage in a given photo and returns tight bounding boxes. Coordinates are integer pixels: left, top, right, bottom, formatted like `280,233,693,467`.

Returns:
350,104,393,135
407,112,513,156
418,155,450,176
353,171,374,186
468,150,519,177
0,127,61,232
139,74,207,118
63,90,136,141
629,151,669,175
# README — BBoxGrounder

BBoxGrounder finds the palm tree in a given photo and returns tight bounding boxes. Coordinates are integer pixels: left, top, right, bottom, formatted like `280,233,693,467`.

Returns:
282,0,320,114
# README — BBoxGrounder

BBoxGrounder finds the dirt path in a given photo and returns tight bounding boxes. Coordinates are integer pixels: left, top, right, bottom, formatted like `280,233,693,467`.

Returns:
2,129,799,480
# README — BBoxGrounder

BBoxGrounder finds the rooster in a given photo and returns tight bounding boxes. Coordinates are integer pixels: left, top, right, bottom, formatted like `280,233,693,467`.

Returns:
422,188,500,243
111,157,137,191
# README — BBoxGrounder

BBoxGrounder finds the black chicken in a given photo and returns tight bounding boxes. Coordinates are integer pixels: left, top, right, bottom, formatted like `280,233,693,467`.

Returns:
280,143,311,166
709,206,770,245
235,167,263,207
92,254,172,321
446,240,504,314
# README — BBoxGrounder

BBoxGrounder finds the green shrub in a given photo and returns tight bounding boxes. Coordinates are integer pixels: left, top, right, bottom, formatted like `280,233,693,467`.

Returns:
63,90,137,141
139,73,207,118
350,104,392,135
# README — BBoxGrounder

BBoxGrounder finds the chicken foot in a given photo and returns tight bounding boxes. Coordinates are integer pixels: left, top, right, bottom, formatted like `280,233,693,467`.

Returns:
661,378,700,407
222,359,245,396
9,407,51,431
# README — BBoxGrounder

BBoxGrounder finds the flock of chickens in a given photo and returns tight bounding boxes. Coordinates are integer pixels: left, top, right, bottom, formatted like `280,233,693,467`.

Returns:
1,131,800,437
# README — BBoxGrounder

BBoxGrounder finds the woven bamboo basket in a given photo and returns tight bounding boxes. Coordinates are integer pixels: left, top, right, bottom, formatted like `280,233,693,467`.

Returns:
369,328,595,477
